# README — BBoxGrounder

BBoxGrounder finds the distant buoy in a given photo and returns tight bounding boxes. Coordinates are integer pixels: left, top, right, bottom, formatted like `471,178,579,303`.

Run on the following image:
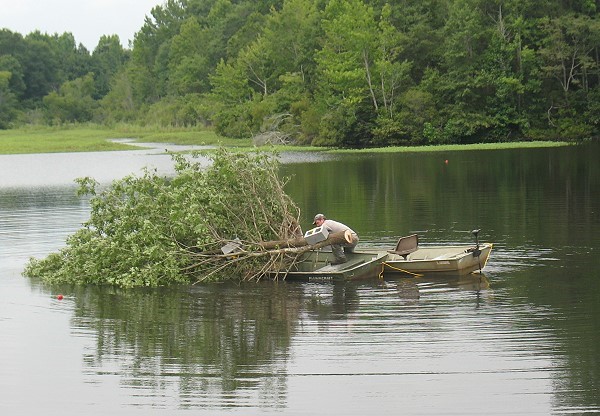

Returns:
57,294,64,300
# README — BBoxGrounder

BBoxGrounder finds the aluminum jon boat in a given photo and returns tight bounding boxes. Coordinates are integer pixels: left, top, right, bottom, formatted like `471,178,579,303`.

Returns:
268,250,388,282
379,230,493,276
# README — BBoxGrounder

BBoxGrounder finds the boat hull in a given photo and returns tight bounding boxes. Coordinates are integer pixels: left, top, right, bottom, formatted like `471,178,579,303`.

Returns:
267,250,388,282
381,243,493,276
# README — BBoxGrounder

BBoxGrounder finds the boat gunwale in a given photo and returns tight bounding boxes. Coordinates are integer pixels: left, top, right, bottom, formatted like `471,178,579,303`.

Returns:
389,242,493,262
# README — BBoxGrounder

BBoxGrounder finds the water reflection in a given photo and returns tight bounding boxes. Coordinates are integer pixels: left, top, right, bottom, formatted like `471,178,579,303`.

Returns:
303,282,362,319
282,144,600,248
0,187,90,268
1,142,600,414
22,275,503,411
57,282,302,409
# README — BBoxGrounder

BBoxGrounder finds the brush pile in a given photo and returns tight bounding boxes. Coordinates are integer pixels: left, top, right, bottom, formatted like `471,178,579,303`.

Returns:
24,148,319,288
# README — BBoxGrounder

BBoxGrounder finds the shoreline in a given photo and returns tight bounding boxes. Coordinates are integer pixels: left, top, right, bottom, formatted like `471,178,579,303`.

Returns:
0,125,576,155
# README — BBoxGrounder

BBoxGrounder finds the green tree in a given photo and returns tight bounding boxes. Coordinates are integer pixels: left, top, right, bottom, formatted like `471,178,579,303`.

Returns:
539,14,600,101
0,30,94,112
52,32,91,82
0,71,19,128
315,0,380,146
459,4,531,141
262,0,320,84
98,70,136,123
21,33,61,103
91,35,128,98
238,35,274,97
257,0,321,141
538,13,600,136
229,0,321,141
369,3,414,145
420,0,497,143
0,54,26,99
168,17,210,95
389,0,447,82
0,29,26,57
209,59,254,137
128,0,187,105
376,4,411,119
43,73,98,123
317,0,379,108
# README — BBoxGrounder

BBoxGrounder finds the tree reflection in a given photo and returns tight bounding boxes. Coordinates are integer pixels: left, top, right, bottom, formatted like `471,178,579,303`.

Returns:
60,282,305,408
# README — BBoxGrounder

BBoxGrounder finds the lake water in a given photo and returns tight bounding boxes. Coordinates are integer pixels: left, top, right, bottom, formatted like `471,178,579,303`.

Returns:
0,142,598,415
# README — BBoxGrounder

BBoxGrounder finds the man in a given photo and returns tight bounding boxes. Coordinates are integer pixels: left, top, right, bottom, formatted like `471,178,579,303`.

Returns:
312,213,359,265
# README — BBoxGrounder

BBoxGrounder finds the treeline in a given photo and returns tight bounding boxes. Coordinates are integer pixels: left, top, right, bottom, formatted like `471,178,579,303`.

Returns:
2,0,600,147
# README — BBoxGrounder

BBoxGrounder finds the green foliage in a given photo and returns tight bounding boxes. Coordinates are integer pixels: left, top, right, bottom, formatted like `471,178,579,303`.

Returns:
0,54,26,99
141,94,209,127
43,73,98,124
209,59,255,137
3,0,600,143
314,104,356,147
0,71,19,128
168,17,211,95
317,0,378,106
97,71,136,123
91,35,129,98
24,148,301,287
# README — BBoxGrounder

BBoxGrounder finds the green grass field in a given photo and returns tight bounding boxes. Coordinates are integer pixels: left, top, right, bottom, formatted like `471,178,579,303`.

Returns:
0,124,571,155
0,125,247,154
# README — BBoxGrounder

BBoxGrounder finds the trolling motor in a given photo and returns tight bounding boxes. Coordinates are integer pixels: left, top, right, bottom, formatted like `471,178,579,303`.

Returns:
470,229,483,274
466,229,482,256
471,229,480,251
470,229,482,256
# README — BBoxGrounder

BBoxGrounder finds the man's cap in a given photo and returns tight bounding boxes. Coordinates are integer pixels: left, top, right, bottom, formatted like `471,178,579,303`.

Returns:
313,213,326,224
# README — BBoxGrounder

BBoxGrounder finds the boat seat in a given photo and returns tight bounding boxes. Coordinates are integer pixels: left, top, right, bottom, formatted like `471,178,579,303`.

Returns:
388,234,419,259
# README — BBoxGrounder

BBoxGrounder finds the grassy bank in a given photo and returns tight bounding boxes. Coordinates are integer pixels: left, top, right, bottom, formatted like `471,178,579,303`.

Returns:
0,125,249,154
0,126,135,154
0,124,571,155
330,140,572,153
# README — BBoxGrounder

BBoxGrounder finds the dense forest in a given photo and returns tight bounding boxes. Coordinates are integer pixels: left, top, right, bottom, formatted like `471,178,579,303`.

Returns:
1,0,600,147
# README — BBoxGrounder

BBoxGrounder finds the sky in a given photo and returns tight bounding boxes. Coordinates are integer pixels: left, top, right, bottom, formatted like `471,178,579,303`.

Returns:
0,0,163,50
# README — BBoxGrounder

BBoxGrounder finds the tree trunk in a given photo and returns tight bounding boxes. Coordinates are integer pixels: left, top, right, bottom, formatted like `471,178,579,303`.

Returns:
259,230,352,250
363,49,379,111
